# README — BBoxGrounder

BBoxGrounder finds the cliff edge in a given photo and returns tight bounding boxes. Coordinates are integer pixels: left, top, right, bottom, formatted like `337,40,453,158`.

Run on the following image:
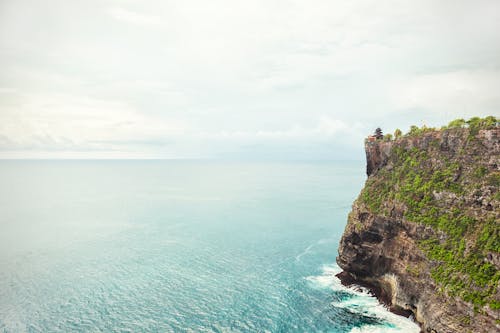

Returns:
337,123,499,333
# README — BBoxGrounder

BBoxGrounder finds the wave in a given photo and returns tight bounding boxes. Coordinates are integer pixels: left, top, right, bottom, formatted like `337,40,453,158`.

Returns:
306,264,420,333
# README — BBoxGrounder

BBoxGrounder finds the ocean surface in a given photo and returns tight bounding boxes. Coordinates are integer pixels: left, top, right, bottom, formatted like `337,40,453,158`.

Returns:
0,160,419,333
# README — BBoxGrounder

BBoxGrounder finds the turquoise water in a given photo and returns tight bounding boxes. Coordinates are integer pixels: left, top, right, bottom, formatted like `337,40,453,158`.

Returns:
0,161,419,332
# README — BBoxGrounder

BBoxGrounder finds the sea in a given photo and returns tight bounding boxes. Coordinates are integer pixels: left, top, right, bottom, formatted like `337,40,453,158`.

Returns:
0,160,419,333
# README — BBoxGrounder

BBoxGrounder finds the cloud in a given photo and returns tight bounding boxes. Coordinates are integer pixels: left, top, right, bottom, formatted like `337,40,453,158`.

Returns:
0,87,17,94
1,0,499,158
0,92,186,157
195,116,365,145
108,7,161,26
390,70,500,117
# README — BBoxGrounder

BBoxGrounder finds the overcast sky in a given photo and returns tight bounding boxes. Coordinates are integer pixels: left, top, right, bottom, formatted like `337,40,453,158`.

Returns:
1,0,499,159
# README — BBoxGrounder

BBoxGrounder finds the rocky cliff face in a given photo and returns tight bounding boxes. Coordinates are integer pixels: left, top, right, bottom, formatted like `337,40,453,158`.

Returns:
337,127,500,333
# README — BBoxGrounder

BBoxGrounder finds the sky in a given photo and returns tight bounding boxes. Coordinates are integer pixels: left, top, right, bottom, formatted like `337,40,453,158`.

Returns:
0,0,499,159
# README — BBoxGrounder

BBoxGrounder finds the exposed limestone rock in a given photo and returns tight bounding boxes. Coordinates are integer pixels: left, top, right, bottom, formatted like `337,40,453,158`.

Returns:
338,127,500,333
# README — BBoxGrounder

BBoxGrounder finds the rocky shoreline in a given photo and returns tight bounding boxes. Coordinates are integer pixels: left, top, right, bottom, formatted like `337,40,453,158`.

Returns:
335,270,414,319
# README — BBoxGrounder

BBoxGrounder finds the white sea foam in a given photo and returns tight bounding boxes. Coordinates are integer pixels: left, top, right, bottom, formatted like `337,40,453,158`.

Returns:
306,264,420,333
295,244,315,262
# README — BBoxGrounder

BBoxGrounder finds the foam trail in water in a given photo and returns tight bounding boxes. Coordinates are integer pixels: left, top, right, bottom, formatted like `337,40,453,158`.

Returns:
296,237,337,262
306,264,420,333
295,244,315,262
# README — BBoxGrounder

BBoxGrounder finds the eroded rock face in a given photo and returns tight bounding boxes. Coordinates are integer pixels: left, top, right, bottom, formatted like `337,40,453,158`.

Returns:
337,203,498,332
365,140,393,176
338,128,500,333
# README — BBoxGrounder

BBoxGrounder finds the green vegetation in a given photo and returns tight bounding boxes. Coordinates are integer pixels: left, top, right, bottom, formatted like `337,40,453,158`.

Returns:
407,124,436,136
466,116,498,136
359,118,499,309
378,116,498,141
460,315,472,325
474,166,488,178
405,263,422,277
446,118,466,129
444,116,498,136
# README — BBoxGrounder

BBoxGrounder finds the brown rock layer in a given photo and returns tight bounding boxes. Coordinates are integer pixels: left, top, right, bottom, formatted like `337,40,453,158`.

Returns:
337,127,500,333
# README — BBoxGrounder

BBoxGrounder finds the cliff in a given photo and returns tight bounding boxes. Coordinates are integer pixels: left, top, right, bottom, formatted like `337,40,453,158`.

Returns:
337,125,499,333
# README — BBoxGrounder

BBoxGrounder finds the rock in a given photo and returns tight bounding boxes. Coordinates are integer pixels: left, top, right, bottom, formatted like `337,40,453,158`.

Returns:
337,127,500,333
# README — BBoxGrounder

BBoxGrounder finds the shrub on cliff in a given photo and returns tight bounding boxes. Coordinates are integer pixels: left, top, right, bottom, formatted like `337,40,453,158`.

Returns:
401,116,498,137
467,116,498,135
447,118,466,128
442,116,498,132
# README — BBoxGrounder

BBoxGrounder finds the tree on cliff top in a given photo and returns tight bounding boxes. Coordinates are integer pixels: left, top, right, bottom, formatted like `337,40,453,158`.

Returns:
374,127,383,139
447,118,466,128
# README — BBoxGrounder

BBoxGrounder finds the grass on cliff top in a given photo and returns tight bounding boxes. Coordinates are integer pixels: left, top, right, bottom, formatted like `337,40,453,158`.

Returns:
359,118,499,311
379,115,499,142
